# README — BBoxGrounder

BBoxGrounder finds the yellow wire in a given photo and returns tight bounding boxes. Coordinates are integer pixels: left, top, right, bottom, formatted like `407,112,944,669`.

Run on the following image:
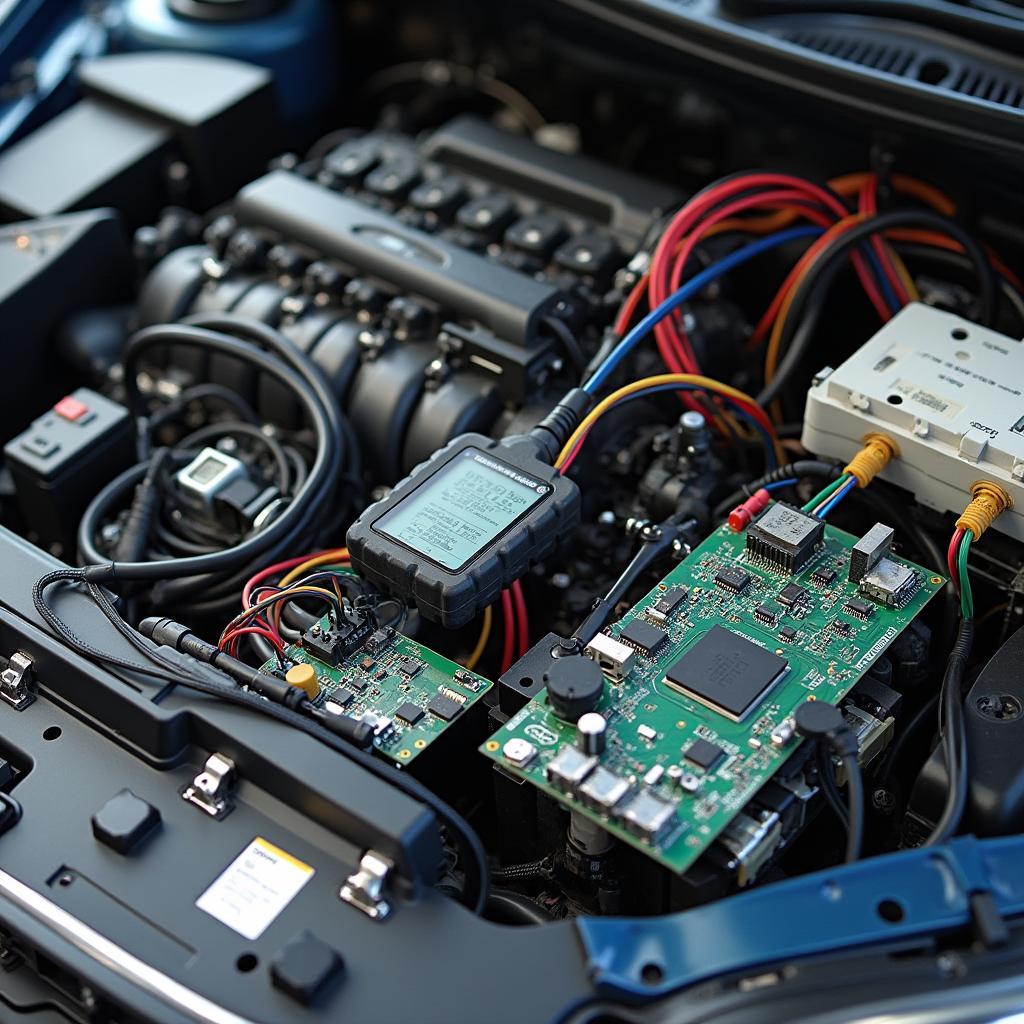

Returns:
464,605,493,670
556,375,772,469
278,548,349,589
886,244,920,301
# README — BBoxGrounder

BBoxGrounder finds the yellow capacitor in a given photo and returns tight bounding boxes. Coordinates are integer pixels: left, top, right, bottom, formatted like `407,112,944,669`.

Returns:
285,662,321,699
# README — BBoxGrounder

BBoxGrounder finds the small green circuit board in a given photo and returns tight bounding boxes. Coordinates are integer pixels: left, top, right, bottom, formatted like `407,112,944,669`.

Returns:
266,622,491,766
482,511,943,873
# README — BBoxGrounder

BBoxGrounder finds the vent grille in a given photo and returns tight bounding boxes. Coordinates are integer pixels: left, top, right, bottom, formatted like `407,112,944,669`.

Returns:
776,27,1024,110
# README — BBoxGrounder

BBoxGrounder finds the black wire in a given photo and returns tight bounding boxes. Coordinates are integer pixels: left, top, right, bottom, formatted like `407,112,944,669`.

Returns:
924,618,975,846
840,753,865,863
147,384,259,435
484,889,554,926
815,740,849,827
31,570,490,914
541,316,587,377
757,209,997,408
712,459,842,520
83,321,343,598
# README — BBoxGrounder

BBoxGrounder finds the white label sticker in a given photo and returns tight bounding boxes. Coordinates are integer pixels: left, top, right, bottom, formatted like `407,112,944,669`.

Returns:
196,837,314,940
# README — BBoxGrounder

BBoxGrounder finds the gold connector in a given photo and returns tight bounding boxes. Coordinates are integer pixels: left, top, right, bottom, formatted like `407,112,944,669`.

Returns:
955,480,1013,540
843,433,900,488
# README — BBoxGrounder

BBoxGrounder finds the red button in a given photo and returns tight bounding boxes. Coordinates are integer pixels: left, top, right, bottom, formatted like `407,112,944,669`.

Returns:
54,395,88,422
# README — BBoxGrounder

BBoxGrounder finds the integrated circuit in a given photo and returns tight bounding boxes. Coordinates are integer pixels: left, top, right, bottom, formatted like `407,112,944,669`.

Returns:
778,583,807,607
426,693,463,721
844,597,874,620
746,503,824,573
754,603,778,625
664,625,790,721
649,586,688,623
619,618,668,656
811,567,838,587
684,738,725,772
714,566,751,593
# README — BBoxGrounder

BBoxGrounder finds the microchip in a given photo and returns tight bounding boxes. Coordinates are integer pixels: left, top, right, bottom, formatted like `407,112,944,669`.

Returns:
831,618,852,635
811,567,838,587
778,583,807,607
746,503,824,572
327,687,354,708
779,625,799,641
715,566,751,593
368,627,395,650
397,657,422,678
649,586,688,623
844,598,874,620
395,701,424,725
348,676,368,692
619,619,668,655
453,669,483,692
754,603,778,625
426,693,463,721
684,738,725,771
664,625,789,721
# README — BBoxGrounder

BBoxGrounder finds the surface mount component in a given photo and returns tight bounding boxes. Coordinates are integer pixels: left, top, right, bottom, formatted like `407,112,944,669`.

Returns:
664,626,790,722
745,503,824,572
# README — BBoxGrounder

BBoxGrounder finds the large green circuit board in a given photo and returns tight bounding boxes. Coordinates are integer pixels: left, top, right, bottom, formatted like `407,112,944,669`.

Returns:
482,511,943,874
265,622,491,766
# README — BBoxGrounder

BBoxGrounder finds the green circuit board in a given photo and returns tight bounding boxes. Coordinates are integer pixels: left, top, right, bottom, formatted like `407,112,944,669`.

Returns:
482,510,943,874
265,621,491,766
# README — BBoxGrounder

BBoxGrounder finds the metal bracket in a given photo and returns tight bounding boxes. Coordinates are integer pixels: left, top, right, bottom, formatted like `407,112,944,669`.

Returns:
0,652,35,710
339,851,393,921
180,754,236,820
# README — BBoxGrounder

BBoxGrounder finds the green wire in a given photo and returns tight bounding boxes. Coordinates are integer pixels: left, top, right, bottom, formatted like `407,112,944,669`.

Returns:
802,474,849,514
957,533,974,620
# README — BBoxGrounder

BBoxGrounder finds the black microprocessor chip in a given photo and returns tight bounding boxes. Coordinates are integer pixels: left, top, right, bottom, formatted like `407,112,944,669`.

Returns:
397,657,423,678
649,586,688,622
811,567,838,587
665,625,789,721
754,603,777,625
715,566,751,593
778,583,807,607
395,701,424,725
620,619,668,655
426,693,463,721
684,738,725,771
844,598,874,620
779,625,799,641
329,687,354,707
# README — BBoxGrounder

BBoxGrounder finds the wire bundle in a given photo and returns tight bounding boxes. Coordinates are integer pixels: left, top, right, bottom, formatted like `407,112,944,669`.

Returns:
77,314,360,616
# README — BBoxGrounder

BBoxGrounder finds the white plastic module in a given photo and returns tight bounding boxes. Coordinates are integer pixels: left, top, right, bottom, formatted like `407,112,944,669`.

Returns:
802,303,1024,542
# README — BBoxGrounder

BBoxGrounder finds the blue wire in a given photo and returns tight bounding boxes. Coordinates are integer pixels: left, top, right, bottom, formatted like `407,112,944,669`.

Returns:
869,250,901,313
764,478,798,492
815,476,858,518
585,225,823,394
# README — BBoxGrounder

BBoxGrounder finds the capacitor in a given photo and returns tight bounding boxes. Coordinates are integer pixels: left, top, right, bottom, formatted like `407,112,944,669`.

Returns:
543,655,604,721
285,662,321,700
576,712,607,755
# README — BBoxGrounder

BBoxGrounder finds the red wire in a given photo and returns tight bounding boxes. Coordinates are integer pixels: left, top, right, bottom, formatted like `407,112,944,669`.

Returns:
510,580,530,658
947,528,965,595
242,550,351,609
648,174,886,371
222,625,286,658
666,191,834,371
499,589,515,675
858,175,911,307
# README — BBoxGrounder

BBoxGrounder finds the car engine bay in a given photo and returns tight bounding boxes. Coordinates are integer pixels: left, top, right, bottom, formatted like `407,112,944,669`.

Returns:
0,1,1023,1021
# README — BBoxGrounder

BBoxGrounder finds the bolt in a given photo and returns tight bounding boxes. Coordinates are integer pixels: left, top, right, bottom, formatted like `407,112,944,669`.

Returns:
872,788,896,815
